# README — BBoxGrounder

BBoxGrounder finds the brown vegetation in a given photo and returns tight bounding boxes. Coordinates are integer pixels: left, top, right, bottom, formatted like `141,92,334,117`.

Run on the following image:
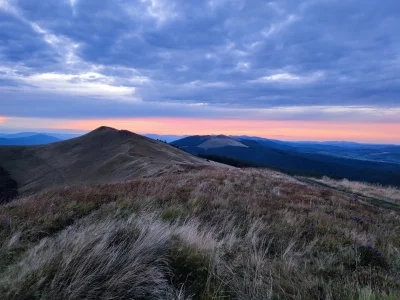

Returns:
315,176,400,205
0,127,215,195
0,166,399,299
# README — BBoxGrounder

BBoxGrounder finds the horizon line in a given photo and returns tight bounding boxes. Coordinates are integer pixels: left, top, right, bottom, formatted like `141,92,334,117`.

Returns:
1,126,400,146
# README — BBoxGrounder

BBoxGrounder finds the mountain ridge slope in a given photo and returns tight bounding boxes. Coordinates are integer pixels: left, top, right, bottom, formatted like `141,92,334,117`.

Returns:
172,135,400,186
0,126,215,196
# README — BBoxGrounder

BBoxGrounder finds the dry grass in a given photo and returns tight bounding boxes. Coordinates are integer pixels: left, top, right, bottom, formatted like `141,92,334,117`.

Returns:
316,176,400,205
0,167,399,299
0,127,216,195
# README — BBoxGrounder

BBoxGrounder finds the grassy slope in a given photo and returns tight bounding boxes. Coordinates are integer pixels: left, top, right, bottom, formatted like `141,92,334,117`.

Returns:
0,127,212,195
310,177,400,206
0,166,399,299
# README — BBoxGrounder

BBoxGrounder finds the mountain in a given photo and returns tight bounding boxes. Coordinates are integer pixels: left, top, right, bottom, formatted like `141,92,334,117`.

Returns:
0,127,216,198
143,134,186,143
0,134,61,146
179,135,249,149
0,132,41,139
1,129,400,298
172,135,400,186
45,133,83,140
1,132,184,143
173,135,249,149
0,132,83,140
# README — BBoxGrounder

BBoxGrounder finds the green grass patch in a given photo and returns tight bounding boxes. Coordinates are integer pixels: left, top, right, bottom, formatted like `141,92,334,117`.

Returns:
161,206,189,222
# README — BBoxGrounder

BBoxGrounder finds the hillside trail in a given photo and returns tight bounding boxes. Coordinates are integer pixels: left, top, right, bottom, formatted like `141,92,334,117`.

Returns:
297,177,400,212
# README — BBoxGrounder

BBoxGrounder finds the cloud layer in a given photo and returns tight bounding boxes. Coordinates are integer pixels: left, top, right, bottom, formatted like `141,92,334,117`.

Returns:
1,0,400,127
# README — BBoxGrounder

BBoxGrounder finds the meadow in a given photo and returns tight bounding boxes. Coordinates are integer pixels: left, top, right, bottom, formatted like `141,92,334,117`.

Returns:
0,166,399,299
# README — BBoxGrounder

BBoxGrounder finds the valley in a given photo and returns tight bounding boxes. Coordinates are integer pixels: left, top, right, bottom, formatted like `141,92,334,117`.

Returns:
172,135,400,186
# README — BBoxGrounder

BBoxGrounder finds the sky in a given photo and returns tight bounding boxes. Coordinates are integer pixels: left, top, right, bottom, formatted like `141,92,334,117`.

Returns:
0,0,400,143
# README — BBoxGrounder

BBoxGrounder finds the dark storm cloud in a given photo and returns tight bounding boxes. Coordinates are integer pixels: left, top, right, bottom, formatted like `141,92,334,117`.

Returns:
0,0,399,121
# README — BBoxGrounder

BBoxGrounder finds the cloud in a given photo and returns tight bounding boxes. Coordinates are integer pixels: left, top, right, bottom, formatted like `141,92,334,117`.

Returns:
252,71,324,84
68,0,78,15
261,14,300,38
21,71,141,100
0,0,399,128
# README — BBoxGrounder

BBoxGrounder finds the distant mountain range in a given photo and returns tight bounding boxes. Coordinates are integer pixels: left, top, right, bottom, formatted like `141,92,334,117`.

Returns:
0,132,83,146
172,135,400,186
0,132,82,140
0,134,61,146
1,130,400,167
230,136,400,164
142,134,188,143
0,132,183,145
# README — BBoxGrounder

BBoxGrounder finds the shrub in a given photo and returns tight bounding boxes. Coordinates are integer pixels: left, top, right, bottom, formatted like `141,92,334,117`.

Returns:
357,245,388,269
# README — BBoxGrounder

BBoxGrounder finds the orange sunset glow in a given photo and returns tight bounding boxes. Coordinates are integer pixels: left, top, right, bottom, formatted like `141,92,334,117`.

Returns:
53,118,400,144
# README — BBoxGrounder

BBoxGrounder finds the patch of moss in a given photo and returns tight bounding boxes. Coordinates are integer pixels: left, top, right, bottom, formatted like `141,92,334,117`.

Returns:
161,206,189,222
169,239,232,299
170,242,211,298
188,197,211,214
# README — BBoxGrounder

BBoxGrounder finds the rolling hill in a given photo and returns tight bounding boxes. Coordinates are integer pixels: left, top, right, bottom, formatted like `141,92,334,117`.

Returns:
0,127,216,198
172,135,400,186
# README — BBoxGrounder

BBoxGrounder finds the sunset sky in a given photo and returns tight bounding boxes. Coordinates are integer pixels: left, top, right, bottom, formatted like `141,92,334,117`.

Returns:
1,0,400,143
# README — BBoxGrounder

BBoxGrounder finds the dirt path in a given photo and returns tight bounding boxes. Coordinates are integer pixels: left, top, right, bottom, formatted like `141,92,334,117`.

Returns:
296,177,400,212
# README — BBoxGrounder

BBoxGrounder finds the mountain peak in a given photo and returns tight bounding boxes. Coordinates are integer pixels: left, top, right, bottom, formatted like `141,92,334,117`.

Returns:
172,135,248,149
0,128,217,195
93,126,119,133
198,135,248,149
86,126,136,140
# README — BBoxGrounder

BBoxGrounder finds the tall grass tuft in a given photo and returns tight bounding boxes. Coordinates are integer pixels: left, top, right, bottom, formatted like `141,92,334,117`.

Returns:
0,216,178,299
